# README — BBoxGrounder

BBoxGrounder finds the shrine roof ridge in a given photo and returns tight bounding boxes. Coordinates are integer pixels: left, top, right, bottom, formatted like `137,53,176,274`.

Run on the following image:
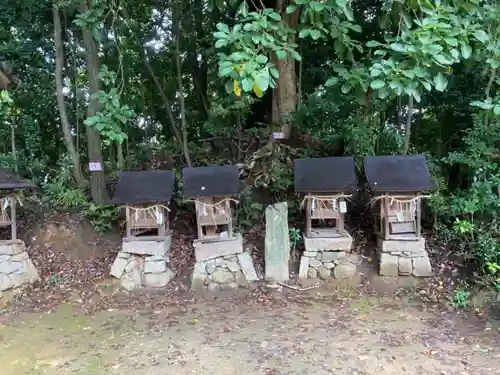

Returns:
111,170,176,205
364,154,436,193
293,156,358,193
182,164,241,198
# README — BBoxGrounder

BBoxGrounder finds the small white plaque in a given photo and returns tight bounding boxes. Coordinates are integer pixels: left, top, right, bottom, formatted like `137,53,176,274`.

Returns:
396,211,404,222
272,132,285,139
88,162,102,171
339,201,347,213
156,212,164,225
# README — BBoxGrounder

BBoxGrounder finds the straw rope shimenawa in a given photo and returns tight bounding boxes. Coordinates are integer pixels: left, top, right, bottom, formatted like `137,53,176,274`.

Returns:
119,204,171,226
367,194,432,206
300,194,353,221
189,197,239,228
0,194,23,223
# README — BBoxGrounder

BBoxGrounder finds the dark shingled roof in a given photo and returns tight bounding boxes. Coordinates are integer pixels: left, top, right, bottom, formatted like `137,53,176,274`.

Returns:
111,170,176,204
182,165,240,198
0,169,36,190
364,154,436,193
294,157,358,193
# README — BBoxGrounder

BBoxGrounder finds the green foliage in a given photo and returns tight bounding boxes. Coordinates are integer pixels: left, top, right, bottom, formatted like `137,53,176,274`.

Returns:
84,66,134,144
234,185,264,232
289,227,301,250
452,283,471,309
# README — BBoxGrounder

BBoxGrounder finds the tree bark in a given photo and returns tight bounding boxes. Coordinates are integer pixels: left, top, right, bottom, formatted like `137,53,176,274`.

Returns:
174,1,193,167
79,0,109,204
402,95,413,155
53,4,87,188
273,0,299,138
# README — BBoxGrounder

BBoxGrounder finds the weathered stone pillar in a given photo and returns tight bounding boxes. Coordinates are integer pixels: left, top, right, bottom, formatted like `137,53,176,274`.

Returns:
264,202,290,282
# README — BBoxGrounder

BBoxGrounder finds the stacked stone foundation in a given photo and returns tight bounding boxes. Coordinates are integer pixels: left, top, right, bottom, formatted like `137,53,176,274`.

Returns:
191,233,258,291
0,240,39,292
377,237,432,277
110,236,175,291
299,233,359,280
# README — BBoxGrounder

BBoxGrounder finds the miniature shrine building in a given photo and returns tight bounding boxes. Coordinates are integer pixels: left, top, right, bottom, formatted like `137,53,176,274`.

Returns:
111,170,176,239
109,170,177,291
0,169,36,241
0,169,39,292
364,154,436,242
182,165,241,242
294,156,358,239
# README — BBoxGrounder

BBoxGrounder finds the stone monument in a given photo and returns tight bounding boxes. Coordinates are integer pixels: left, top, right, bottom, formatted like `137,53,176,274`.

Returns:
182,165,258,291
364,154,435,277
109,170,176,291
294,157,360,280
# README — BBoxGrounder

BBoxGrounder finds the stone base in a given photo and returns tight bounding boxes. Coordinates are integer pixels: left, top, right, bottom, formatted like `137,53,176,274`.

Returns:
193,233,243,262
110,236,175,291
303,232,353,253
0,240,39,292
377,237,432,277
191,251,258,292
298,250,361,280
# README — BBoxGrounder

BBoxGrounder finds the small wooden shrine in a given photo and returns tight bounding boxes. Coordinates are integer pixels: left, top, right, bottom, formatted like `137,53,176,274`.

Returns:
111,170,176,238
364,155,436,241
0,169,36,241
182,165,240,242
294,157,358,238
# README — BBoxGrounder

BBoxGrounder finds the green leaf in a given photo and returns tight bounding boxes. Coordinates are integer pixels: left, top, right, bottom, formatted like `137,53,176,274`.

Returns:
473,29,489,43
269,67,279,78
310,29,321,40
341,83,352,94
413,67,427,78
434,54,452,65
225,81,233,94
215,39,228,48
444,37,458,46
216,23,230,33
421,80,432,92
325,77,339,86
219,65,234,77
349,24,362,33
310,2,326,11
366,40,382,47
434,72,447,92
390,43,406,52
255,72,270,91
470,100,494,110
238,1,249,16
370,79,385,89
299,29,310,38
256,55,268,64
411,90,421,103
241,78,253,91
370,69,382,77
267,11,281,21
286,4,298,13
493,105,500,115
289,49,302,61
276,49,287,60
461,44,472,59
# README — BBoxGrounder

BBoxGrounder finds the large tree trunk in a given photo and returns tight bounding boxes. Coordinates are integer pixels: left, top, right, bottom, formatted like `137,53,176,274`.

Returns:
272,0,299,139
53,4,87,188
79,0,109,204
174,1,193,167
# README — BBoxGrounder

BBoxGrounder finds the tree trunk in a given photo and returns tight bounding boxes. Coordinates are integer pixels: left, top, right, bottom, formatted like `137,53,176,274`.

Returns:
10,116,17,174
53,4,87,188
402,95,413,155
117,142,124,169
79,0,109,204
271,1,299,138
174,1,193,168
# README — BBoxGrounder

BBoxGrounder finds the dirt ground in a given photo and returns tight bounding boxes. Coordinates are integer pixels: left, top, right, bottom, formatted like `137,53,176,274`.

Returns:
1,288,499,375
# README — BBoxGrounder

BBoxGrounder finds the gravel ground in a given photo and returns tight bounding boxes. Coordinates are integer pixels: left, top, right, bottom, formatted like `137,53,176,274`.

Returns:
1,293,499,375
